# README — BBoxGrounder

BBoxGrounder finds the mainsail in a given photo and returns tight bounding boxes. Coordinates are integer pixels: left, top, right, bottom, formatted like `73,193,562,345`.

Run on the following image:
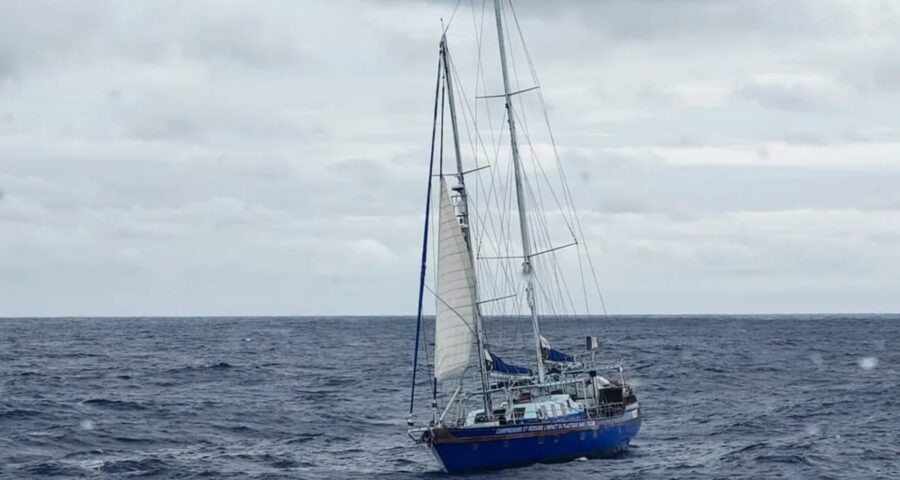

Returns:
433,179,478,383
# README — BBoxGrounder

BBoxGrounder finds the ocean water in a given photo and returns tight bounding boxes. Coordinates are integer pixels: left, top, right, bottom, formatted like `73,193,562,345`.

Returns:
0,315,898,479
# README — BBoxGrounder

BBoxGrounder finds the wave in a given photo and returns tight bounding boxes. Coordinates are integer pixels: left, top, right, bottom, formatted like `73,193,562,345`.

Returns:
81,399,147,411
284,433,318,444
100,458,169,475
165,362,236,374
0,409,41,420
20,462,89,477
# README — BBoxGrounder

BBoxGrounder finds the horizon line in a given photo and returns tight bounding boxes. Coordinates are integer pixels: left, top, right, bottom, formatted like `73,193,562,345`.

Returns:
2,312,899,320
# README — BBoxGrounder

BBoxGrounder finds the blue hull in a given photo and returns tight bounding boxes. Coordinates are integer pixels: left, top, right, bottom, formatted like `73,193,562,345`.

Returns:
429,409,640,473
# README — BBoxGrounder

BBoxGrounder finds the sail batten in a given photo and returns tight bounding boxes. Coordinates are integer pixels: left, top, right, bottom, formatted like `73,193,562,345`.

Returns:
433,179,478,383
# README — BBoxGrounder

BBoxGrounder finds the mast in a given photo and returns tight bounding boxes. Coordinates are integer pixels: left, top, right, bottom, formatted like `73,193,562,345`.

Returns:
440,35,493,416
492,0,545,382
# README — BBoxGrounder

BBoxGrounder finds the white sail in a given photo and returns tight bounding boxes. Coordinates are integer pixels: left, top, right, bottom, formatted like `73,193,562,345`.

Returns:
433,179,478,383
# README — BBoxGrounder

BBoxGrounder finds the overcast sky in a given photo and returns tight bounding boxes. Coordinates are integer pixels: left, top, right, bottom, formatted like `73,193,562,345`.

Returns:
1,0,899,317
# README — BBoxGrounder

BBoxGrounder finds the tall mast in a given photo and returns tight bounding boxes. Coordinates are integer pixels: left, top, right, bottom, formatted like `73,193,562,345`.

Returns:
441,36,493,415
492,0,544,382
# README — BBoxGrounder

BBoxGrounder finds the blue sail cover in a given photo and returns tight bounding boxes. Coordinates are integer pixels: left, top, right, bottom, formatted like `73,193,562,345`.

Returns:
547,348,574,362
539,335,575,362
488,352,531,375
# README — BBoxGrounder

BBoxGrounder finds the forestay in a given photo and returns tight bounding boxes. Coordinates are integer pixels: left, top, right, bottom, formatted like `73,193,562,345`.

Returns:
433,179,478,383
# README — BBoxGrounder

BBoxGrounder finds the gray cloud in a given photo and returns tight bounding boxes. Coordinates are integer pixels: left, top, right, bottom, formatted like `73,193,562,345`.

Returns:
1,0,899,315
735,73,850,112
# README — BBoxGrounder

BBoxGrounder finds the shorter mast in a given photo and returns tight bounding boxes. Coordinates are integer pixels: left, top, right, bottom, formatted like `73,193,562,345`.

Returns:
441,35,493,417
492,0,545,382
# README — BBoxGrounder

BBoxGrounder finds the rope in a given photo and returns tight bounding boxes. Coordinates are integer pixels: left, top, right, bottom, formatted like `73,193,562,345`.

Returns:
409,55,445,416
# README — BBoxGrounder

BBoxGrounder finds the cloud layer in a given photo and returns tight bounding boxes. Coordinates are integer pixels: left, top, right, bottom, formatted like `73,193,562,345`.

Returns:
2,0,899,315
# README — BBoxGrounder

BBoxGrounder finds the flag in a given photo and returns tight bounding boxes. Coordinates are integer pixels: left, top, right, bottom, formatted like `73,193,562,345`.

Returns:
586,336,603,350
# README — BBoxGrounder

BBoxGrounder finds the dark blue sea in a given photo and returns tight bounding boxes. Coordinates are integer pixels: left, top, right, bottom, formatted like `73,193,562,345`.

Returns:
1,315,898,479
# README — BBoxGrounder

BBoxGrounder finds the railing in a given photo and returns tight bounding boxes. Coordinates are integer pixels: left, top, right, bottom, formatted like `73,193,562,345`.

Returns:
412,360,635,429
588,401,626,418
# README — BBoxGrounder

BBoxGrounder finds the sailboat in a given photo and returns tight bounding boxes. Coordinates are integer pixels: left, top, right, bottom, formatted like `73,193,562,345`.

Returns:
407,0,640,473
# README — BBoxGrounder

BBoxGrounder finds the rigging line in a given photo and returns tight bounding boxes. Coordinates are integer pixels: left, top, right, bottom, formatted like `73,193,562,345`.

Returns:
500,161,530,354
470,108,507,258
432,74,448,404
446,52,505,238
476,146,517,325
427,175,438,371
472,2,497,301
461,164,491,176
512,108,577,238
506,1,578,242
503,0,534,156
478,165,502,322
523,203,562,319
500,3,576,320
439,72,446,176
424,284,479,338
465,125,505,293
471,0,497,156
444,48,490,316
547,246,578,318
410,55,445,416
476,85,540,99
449,58,496,170
496,149,519,296
504,65,593,318
494,152,518,324
576,241,591,314
476,293,517,305
442,0,464,35
444,56,512,343
468,26,521,326
477,146,513,323
508,2,608,316
517,146,577,319
479,240,577,260
546,222,579,319
533,264,558,320
529,171,580,319
506,87,577,236
475,0,509,290
527,163,579,320
479,0,497,150
442,44,498,226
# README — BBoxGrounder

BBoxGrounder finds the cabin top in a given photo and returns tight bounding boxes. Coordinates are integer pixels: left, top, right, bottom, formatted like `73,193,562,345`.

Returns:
464,393,586,427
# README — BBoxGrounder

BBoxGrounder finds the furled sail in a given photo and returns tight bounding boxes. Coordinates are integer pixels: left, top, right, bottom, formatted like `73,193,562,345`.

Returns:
540,335,575,362
433,179,478,383
485,350,532,376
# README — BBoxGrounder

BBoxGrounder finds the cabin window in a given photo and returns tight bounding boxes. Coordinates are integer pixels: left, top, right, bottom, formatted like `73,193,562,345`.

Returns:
513,407,526,421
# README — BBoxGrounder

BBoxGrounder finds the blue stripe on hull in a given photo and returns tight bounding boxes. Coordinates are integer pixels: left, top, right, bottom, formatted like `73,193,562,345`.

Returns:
430,415,640,473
